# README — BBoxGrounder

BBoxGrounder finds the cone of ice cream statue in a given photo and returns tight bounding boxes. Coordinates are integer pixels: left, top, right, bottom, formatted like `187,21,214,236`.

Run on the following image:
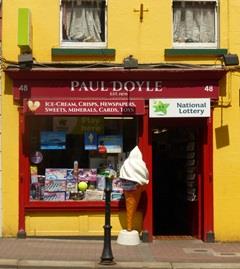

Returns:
117,146,149,245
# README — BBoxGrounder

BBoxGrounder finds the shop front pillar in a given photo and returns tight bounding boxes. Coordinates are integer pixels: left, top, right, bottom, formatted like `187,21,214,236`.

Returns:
139,105,153,242
17,107,27,238
203,114,214,242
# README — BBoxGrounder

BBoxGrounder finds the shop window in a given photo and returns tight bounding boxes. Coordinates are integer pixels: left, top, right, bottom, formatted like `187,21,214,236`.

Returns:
28,116,138,202
61,0,107,48
173,0,218,48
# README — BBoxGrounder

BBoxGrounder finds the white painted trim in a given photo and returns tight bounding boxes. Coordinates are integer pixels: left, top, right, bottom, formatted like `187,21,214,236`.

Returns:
172,0,218,49
59,0,107,48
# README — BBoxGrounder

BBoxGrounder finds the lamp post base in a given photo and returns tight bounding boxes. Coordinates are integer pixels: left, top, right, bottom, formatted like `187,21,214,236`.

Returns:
99,259,116,266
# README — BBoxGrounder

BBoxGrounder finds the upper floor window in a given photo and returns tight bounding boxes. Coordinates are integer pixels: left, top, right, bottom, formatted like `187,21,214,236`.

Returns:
61,0,107,48
173,0,218,48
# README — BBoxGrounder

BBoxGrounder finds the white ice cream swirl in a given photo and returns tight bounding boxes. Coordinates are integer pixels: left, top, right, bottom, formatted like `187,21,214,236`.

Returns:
120,146,149,185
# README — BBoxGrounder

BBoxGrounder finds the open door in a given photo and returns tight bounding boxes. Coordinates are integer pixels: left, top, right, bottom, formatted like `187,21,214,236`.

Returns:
151,119,204,238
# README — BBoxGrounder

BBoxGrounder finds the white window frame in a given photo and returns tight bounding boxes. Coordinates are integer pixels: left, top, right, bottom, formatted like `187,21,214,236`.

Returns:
60,0,107,48
172,0,218,49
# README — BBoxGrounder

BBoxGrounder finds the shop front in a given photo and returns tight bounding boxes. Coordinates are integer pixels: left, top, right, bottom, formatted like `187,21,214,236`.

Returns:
6,67,226,241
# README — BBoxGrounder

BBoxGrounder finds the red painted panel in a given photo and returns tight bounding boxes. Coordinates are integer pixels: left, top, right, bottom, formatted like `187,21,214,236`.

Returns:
25,200,124,212
139,106,153,241
203,114,214,241
18,107,29,235
13,80,219,101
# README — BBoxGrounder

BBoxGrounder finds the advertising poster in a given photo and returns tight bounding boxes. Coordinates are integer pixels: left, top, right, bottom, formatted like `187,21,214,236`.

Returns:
40,131,66,150
98,135,123,153
84,131,98,150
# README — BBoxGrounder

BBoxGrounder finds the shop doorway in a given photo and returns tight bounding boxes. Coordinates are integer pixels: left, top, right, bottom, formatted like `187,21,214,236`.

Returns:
152,119,203,238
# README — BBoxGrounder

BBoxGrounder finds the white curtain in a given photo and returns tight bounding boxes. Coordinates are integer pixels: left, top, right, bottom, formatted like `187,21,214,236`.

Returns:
63,0,103,42
173,2,215,43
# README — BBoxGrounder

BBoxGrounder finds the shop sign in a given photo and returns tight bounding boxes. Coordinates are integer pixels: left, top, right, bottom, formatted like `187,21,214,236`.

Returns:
24,99,145,115
149,98,210,118
14,80,219,100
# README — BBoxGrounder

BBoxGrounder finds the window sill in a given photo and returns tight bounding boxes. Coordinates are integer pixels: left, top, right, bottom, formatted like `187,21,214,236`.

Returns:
52,48,116,56
25,200,124,212
165,48,228,56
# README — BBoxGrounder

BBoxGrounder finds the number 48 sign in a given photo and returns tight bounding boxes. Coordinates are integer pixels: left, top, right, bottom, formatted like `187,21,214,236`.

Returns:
19,84,28,92
204,85,214,92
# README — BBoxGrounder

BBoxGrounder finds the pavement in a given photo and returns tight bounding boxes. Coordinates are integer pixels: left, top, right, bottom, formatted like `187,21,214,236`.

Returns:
0,237,240,269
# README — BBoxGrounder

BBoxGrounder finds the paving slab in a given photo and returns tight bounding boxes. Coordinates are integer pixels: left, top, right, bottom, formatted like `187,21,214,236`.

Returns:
1,259,240,269
0,258,18,268
97,261,172,269
0,238,240,268
172,263,240,269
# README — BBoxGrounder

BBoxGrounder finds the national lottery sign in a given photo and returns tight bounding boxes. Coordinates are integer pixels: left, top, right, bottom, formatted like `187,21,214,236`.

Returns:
149,98,210,118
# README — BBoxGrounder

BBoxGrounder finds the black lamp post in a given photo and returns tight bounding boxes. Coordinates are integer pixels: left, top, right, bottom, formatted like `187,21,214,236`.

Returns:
100,170,115,265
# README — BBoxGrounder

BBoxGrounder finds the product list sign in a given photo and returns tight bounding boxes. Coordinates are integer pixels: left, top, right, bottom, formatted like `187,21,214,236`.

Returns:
24,99,145,115
149,98,210,118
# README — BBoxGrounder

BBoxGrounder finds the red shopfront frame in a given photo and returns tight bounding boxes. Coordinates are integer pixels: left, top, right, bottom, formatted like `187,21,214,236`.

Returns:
6,67,225,240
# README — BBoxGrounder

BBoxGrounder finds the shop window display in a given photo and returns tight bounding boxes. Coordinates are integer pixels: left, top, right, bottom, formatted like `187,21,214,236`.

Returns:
28,116,138,202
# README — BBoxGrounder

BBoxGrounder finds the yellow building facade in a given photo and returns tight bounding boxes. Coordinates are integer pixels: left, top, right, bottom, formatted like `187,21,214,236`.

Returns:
1,0,240,241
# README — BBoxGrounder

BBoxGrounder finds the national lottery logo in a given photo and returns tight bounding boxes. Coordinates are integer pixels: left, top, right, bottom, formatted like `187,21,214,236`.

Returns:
152,100,170,115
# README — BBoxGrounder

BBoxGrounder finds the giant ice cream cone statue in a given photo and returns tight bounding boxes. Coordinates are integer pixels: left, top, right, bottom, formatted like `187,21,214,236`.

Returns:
124,184,146,231
117,146,149,245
